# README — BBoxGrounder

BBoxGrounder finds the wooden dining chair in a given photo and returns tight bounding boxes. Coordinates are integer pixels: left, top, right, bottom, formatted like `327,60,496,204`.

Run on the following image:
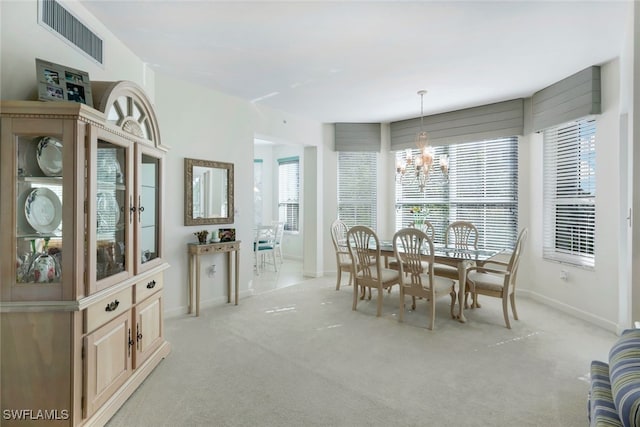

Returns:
445,221,478,249
465,227,528,329
393,228,456,330
433,221,478,282
254,225,278,274
411,219,435,240
271,221,285,264
330,219,353,290
347,225,401,317
389,220,435,270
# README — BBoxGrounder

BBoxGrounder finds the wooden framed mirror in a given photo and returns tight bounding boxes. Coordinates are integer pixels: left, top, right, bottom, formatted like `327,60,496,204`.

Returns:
184,158,234,225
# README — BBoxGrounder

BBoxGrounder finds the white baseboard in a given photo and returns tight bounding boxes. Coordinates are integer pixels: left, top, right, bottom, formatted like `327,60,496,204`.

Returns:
519,289,618,333
164,289,254,319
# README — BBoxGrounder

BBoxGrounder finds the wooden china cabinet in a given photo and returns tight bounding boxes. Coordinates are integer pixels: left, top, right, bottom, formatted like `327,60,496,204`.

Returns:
0,81,170,426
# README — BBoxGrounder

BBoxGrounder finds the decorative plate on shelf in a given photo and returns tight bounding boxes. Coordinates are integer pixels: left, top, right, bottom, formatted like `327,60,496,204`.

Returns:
24,187,62,233
36,136,63,176
97,193,120,231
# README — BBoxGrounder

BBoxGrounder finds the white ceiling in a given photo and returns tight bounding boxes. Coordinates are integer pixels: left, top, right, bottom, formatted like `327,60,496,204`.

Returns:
80,0,630,124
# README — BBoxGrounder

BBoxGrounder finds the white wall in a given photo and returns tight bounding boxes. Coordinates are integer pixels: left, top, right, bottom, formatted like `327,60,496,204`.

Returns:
322,125,339,274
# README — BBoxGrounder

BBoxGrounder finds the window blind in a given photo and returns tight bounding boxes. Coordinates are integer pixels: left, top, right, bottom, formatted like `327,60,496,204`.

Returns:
543,118,596,268
278,157,299,231
337,152,377,229
395,137,518,250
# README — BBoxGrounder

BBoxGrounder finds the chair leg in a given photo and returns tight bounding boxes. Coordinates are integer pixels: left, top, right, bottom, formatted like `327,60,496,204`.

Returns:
510,292,519,320
376,287,383,317
399,290,405,322
253,252,260,276
428,298,435,330
336,268,342,291
475,294,482,308
449,291,456,318
411,296,416,311
502,296,511,329
352,283,359,311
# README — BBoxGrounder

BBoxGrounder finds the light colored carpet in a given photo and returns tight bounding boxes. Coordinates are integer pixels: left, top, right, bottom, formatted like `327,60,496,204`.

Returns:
107,275,617,427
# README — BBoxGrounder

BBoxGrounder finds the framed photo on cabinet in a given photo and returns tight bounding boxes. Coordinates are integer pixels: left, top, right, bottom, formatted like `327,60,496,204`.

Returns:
36,58,94,107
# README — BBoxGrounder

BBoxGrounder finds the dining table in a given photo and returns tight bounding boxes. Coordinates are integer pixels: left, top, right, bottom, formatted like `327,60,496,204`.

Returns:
378,241,502,323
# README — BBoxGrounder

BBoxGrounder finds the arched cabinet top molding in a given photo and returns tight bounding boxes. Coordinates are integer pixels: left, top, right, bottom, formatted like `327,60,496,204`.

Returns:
91,80,168,151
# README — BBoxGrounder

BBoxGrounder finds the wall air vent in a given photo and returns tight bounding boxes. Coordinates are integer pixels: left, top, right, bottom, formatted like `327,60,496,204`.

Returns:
39,0,103,65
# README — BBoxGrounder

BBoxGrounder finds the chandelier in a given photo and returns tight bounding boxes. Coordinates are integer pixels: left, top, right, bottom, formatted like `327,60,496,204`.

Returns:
396,90,450,192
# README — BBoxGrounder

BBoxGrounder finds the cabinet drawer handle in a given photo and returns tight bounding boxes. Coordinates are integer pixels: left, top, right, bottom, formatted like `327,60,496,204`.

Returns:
105,300,120,312
146,280,156,289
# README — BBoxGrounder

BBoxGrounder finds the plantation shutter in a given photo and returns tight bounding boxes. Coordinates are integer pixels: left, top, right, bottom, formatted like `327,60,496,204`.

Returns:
278,157,299,231
337,152,377,229
543,118,596,267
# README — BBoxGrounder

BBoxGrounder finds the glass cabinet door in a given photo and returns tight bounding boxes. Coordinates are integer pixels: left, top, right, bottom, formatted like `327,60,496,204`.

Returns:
89,130,133,294
15,134,64,290
96,140,128,281
136,146,163,273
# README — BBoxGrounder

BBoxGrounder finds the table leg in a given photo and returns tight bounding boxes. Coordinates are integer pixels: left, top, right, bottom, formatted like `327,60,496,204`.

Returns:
196,255,201,317
456,260,469,323
226,252,232,303
188,254,193,314
235,250,239,305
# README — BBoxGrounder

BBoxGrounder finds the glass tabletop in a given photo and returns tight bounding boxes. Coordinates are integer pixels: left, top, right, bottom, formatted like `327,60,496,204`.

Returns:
379,241,502,262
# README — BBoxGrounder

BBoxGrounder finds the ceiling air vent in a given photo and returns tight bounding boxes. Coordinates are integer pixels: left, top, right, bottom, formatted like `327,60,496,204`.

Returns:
39,0,103,65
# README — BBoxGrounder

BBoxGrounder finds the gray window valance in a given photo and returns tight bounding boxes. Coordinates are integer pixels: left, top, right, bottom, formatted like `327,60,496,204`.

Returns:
532,66,601,132
334,123,381,152
390,98,524,151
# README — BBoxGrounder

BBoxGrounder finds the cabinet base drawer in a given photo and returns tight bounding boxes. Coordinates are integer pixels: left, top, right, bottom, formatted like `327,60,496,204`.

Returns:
86,287,132,333
135,273,163,303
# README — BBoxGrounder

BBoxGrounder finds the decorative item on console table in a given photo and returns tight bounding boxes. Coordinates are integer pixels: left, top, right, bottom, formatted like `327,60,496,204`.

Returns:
194,230,209,244
219,228,236,242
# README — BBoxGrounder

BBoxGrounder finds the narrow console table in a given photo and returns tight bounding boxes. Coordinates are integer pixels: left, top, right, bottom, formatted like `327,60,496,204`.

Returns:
187,241,241,316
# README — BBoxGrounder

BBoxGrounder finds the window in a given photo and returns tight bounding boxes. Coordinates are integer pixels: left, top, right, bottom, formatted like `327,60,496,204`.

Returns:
278,157,299,231
543,118,596,268
395,137,518,250
337,152,378,229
